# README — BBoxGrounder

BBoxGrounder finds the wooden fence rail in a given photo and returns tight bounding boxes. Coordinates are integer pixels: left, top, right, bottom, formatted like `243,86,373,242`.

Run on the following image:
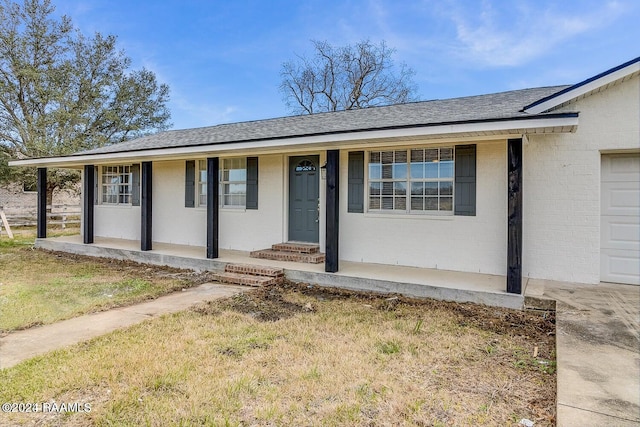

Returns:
0,204,81,229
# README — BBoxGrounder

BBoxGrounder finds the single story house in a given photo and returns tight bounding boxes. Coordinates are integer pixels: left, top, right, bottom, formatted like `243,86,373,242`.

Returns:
9,57,640,300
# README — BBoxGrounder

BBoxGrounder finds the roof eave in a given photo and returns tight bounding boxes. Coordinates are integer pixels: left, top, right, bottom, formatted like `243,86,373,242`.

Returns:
9,114,579,168
523,57,640,114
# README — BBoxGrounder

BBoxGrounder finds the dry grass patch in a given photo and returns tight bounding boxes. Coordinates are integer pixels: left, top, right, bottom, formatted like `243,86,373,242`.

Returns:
0,282,555,426
0,231,216,333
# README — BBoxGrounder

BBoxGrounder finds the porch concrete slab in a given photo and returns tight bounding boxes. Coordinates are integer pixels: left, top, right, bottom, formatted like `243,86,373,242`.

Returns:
36,236,524,309
526,279,640,426
0,283,245,370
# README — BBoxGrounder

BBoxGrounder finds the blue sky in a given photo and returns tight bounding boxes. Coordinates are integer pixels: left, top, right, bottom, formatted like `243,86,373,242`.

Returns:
54,0,639,130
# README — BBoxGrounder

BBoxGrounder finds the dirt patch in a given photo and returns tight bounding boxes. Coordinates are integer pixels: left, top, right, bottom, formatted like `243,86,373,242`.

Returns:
194,283,312,321
197,280,555,349
42,248,219,284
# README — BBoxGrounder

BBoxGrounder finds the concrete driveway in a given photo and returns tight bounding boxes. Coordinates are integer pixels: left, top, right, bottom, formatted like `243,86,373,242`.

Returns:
527,280,640,426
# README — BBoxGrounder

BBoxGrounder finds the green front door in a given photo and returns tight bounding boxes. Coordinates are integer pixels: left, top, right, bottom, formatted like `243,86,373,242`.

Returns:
288,155,320,243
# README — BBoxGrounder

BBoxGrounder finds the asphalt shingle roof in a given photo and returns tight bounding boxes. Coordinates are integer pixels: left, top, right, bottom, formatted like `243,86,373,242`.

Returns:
80,85,570,156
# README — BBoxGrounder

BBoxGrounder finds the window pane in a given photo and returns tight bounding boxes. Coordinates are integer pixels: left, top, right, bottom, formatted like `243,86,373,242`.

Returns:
410,162,424,179
411,197,424,210
369,197,380,209
381,151,394,164
382,182,393,196
199,184,207,202
370,151,380,163
395,196,406,210
411,182,423,195
228,183,246,195
199,170,207,183
369,182,381,195
382,164,393,179
394,150,407,162
369,164,381,180
440,148,454,161
228,169,246,181
394,182,406,195
382,197,393,209
425,162,438,178
440,161,454,178
425,182,438,195
410,149,424,162
440,197,453,211
440,181,453,196
393,163,407,179
425,149,438,162
425,197,438,210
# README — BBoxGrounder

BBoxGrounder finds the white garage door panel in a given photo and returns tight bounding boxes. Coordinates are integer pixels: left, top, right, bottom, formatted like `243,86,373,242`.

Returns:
601,154,640,285
601,182,640,216
601,216,640,251
601,249,640,285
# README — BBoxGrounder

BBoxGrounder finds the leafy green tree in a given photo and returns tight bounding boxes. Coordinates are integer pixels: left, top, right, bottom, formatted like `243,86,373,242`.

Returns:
0,0,171,202
280,39,418,115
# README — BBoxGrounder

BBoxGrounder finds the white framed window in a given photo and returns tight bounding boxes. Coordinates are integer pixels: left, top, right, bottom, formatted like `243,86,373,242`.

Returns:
368,147,454,213
197,160,207,207
220,158,246,208
101,165,132,205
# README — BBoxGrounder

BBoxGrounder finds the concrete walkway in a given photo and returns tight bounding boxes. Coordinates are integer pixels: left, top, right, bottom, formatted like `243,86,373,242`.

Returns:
0,282,246,370
526,280,640,427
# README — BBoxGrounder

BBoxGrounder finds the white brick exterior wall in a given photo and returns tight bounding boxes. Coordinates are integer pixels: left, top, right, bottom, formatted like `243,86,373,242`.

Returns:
524,75,639,283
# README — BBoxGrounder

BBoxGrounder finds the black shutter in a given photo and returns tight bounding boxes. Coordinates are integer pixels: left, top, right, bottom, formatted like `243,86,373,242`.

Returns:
347,151,364,213
454,145,476,216
246,157,258,209
131,164,141,206
185,160,195,208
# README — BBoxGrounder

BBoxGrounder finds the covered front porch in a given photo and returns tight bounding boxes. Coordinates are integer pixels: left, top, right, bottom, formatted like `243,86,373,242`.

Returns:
37,234,525,309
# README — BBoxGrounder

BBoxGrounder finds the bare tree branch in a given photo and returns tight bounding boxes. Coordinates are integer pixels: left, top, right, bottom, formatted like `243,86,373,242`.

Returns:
281,39,418,115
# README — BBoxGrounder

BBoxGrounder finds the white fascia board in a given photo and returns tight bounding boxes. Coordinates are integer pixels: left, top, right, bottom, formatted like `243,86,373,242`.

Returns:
9,115,578,168
524,61,640,114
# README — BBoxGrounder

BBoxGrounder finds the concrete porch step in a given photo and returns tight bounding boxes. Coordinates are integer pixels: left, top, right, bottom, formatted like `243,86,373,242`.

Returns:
271,242,320,254
250,248,325,264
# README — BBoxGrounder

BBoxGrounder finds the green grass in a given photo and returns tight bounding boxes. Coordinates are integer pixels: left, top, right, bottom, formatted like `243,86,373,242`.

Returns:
0,229,198,332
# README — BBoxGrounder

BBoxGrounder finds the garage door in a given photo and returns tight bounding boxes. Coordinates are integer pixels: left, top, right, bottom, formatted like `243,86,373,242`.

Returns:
601,154,640,285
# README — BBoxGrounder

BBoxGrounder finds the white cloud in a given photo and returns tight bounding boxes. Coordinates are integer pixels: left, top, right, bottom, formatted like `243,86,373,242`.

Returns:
445,0,628,67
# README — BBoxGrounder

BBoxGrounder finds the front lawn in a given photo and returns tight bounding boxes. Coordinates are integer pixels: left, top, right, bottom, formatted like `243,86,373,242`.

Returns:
0,283,556,426
0,230,213,332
